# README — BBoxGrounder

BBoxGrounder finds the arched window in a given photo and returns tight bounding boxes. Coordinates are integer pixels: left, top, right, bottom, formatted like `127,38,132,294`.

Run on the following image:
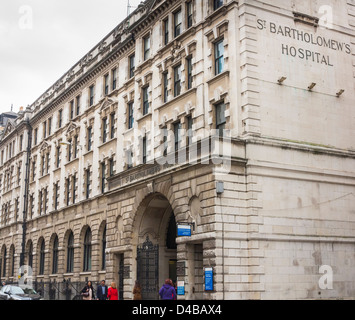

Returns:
83,228,92,272
101,225,106,270
1,247,7,277
10,245,15,277
28,242,33,268
67,232,74,273
39,240,45,275
52,236,59,274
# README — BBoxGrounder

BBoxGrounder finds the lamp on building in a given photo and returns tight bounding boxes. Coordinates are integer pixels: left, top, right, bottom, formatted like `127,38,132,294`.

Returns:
336,89,344,98
60,141,83,150
277,77,287,85
308,83,316,91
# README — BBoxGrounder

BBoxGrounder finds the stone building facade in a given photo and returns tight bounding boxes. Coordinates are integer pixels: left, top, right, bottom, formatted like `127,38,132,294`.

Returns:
0,0,354,300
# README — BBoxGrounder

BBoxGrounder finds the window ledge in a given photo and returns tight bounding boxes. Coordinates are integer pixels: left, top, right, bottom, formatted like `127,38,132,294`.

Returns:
157,87,197,111
207,69,230,85
98,137,117,149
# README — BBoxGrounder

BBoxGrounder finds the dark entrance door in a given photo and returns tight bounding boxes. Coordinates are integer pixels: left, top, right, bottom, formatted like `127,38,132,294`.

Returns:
137,236,159,300
118,254,124,300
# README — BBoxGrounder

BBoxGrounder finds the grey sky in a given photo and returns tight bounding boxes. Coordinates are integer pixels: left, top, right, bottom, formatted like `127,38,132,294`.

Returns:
0,0,143,114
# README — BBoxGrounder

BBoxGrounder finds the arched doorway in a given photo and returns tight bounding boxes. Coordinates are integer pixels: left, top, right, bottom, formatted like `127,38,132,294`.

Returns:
133,193,177,300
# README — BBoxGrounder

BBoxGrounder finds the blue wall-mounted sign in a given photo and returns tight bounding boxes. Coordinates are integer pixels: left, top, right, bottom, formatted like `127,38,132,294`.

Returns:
177,224,192,237
205,267,213,291
177,281,185,295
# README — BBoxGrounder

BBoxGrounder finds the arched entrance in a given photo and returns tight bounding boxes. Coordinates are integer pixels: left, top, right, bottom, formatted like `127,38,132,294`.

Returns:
133,193,177,300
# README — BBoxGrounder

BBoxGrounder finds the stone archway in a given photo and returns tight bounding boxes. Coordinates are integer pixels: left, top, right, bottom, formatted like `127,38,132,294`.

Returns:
132,193,177,300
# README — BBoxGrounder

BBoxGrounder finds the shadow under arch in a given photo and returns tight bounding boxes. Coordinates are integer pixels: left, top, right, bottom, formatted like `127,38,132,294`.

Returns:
130,192,178,300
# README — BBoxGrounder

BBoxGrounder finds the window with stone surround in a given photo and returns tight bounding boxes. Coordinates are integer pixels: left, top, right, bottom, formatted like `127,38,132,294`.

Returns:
54,181,59,211
104,73,109,96
89,84,95,107
163,17,169,45
143,34,151,61
129,53,135,79
174,8,182,38
112,67,117,91
99,99,117,144
213,0,224,11
205,20,229,78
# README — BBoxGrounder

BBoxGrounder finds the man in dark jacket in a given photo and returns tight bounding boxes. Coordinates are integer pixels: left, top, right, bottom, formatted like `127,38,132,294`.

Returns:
96,280,108,300
159,279,177,300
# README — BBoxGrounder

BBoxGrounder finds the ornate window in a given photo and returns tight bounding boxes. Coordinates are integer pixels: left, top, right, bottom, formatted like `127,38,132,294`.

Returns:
83,228,92,272
52,236,59,274
39,239,45,275
67,232,74,273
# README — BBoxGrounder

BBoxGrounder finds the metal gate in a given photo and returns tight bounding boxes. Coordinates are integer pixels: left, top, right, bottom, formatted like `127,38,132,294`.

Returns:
137,236,159,300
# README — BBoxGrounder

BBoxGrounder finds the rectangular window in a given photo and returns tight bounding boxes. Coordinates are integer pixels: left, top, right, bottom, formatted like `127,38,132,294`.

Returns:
214,0,223,10
70,100,74,120
110,113,115,139
43,188,47,215
101,163,106,194
129,54,135,78
48,117,52,136
109,158,114,177
19,135,23,151
215,39,224,75
89,85,95,106
46,153,50,174
54,182,59,210
87,127,92,151
66,178,70,206
41,155,45,176
187,115,193,146
164,18,169,45
128,102,134,129
162,127,168,156
86,169,91,199
76,95,81,116
142,136,147,164
174,9,182,38
143,35,150,61
163,72,168,103
58,109,63,128
216,102,226,136
187,1,193,28
39,190,43,215
187,57,193,89
34,128,38,145
74,136,78,159
127,150,133,169
72,176,76,204
56,146,60,168
43,121,47,139
102,118,108,143
112,68,117,90
104,74,109,96
174,65,182,97
142,87,149,115
174,121,182,151
68,139,72,162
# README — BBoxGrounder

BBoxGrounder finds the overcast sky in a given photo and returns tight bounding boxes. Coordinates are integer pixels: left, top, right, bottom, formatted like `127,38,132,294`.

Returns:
0,0,143,114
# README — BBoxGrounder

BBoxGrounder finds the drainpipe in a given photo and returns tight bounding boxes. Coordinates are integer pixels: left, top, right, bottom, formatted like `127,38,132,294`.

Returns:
19,119,32,269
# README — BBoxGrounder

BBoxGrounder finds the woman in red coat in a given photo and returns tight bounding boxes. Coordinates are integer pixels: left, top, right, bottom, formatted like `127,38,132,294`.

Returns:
107,282,119,300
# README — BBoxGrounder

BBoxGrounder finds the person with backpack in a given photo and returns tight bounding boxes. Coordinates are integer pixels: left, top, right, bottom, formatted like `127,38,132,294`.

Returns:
159,279,176,300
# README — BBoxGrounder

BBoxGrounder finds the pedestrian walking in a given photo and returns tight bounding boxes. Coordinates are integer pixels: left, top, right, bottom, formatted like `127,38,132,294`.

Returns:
107,282,118,300
81,281,95,300
133,281,142,300
96,280,108,300
159,279,176,300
